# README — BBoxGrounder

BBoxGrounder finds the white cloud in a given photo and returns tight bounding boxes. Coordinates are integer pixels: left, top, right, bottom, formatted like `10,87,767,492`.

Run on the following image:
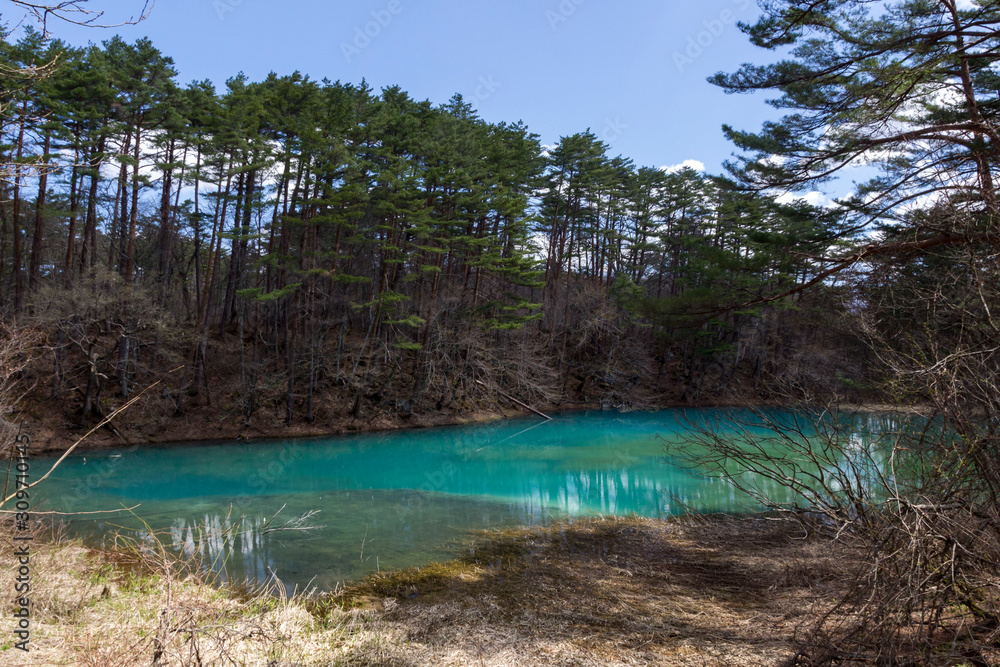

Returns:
660,159,705,174
758,154,786,168
775,190,829,207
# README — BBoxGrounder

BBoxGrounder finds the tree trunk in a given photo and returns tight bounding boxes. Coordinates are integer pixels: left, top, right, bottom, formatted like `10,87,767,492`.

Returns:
28,132,51,292
125,118,143,283
218,169,246,335
64,138,81,289
157,137,175,300
79,136,104,275
11,97,28,312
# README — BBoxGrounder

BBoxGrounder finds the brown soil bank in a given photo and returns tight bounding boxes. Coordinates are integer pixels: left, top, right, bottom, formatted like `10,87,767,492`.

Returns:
3,515,851,666
22,396,791,456
22,396,916,457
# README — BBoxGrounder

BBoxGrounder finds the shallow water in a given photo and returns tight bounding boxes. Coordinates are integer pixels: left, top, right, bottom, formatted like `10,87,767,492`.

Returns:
30,408,894,591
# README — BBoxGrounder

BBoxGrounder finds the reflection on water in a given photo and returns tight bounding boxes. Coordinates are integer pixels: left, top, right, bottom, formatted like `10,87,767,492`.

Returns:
33,409,900,591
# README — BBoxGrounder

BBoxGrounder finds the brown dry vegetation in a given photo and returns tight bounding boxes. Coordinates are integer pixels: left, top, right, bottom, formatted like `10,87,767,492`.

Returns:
0,521,389,666
6,265,872,458
328,516,856,667
1,515,856,666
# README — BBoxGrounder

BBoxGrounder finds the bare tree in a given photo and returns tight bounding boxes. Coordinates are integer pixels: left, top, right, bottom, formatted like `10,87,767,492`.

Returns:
0,324,39,452
4,0,154,37
0,0,155,186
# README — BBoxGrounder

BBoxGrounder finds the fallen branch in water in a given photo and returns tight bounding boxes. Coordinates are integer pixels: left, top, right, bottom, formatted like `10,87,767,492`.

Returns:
1,367,183,509
475,379,552,421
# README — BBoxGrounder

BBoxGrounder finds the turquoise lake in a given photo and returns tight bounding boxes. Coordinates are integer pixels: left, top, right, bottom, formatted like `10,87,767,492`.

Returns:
31,409,894,592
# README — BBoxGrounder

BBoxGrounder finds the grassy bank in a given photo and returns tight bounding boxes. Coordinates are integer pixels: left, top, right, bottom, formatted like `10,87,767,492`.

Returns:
2,515,853,666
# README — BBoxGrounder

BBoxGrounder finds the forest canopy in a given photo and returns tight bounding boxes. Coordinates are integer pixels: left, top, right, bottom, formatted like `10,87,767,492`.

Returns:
0,25,859,426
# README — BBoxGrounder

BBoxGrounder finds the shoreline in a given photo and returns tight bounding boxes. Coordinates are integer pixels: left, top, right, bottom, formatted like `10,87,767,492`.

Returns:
3,514,853,665
21,398,929,456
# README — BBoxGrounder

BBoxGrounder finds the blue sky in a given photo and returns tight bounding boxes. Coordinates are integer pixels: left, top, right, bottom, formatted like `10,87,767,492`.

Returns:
17,0,784,176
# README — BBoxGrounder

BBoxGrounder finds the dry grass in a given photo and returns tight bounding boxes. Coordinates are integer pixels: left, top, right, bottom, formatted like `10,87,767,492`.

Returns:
325,515,855,666
1,515,855,666
0,521,393,666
